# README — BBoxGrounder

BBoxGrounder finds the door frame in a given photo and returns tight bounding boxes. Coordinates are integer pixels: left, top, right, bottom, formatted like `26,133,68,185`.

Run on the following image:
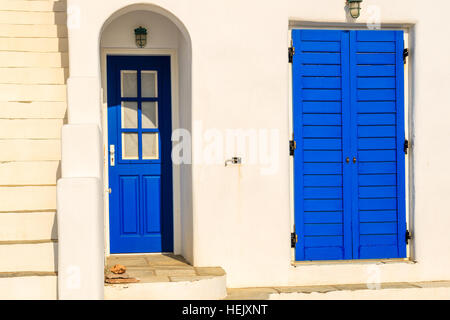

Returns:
101,48,180,256
288,23,414,263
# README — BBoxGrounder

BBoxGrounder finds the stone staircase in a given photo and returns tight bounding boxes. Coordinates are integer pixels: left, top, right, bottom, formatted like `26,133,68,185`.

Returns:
0,0,67,300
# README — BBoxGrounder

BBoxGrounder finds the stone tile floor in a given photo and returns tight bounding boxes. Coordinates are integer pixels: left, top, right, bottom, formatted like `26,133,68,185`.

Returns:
106,254,225,283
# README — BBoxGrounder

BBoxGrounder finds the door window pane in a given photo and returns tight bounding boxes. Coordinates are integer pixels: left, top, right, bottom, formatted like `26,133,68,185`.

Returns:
121,102,138,128
142,133,159,159
141,71,157,97
122,133,139,159
121,70,137,97
142,102,158,128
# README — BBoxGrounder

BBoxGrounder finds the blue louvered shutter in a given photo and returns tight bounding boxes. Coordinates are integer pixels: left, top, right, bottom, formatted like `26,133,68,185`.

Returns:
292,30,352,261
292,29,406,261
350,30,406,259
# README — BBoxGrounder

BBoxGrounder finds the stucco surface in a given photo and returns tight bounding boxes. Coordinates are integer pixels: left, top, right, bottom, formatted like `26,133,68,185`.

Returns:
62,0,450,291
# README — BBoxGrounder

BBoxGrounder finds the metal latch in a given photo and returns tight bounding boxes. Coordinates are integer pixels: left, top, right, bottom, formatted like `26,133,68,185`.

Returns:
403,48,409,64
291,232,298,248
289,140,296,156
405,230,412,244
404,139,409,155
289,46,295,63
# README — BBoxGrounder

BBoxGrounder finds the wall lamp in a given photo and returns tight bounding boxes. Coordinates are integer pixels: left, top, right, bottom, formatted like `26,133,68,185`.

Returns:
134,26,147,48
347,0,362,19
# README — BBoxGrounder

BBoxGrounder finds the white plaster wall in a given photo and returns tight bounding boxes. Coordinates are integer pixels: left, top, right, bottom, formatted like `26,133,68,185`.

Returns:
101,11,179,49
65,0,450,288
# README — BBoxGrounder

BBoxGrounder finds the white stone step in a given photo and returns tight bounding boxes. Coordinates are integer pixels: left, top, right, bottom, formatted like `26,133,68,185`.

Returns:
0,161,59,185
0,52,68,68
0,186,56,211
0,0,66,12
0,68,67,85
0,212,57,241
0,11,66,25
0,38,68,53
0,102,66,119
0,24,67,38
0,242,57,272
0,119,63,139
0,84,66,102
105,275,227,300
0,140,61,162
0,273,57,300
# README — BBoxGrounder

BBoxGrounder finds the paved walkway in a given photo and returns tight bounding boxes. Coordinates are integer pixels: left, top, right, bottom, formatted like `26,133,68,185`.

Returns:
226,281,450,299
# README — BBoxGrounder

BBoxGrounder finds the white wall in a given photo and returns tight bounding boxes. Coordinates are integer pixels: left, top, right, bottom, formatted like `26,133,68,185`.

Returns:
101,10,180,49
64,0,450,289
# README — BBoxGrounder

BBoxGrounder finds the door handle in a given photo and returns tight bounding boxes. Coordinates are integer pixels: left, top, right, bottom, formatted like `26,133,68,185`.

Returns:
353,157,357,164
346,157,350,163
110,144,115,166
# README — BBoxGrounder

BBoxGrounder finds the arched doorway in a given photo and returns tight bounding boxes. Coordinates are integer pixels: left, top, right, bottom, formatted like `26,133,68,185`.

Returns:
100,7,193,258
58,2,192,299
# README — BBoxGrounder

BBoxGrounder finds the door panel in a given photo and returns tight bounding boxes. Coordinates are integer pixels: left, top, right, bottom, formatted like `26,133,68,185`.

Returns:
107,55,173,254
292,29,406,261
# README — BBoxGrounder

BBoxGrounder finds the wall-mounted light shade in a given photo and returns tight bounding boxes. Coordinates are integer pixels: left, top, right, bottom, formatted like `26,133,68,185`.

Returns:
134,26,148,48
347,0,362,19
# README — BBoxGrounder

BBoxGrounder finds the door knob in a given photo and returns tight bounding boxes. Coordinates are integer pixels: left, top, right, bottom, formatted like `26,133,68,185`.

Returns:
353,157,357,163
346,157,350,163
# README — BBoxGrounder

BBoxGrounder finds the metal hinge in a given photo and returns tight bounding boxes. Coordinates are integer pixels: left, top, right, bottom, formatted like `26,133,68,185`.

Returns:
291,232,298,248
403,48,409,64
404,139,409,154
289,45,295,63
289,140,296,156
405,230,412,244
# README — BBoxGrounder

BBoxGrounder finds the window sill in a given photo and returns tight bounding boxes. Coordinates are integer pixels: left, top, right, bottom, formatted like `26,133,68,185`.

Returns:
291,258,416,267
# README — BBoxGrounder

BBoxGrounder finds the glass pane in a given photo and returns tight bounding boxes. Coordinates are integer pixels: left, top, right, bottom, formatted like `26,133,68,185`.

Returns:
141,71,157,97
122,133,138,159
142,133,159,160
121,102,138,128
142,102,158,128
121,70,137,97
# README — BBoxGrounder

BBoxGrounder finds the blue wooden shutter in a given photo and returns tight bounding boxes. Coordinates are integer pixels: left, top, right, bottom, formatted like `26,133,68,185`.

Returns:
292,30,352,261
292,29,407,261
350,30,406,259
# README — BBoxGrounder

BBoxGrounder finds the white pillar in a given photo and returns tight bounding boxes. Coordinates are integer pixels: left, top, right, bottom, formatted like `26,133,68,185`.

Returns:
57,124,104,299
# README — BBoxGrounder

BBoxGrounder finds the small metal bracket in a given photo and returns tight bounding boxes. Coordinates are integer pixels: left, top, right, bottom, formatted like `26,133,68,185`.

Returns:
289,46,295,63
403,48,409,64
225,157,242,167
289,140,296,156
291,232,298,248
405,230,412,244
404,139,409,155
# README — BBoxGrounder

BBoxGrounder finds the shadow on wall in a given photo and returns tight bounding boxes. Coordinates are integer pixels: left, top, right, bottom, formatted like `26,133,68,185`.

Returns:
55,0,68,248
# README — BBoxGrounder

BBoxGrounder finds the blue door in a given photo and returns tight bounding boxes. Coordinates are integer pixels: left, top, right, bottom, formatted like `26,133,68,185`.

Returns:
107,56,173,253
292,30,406,261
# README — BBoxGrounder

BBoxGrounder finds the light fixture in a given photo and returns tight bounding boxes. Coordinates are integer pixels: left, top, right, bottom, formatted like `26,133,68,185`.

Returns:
134,26,147,48
347,0,362,19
